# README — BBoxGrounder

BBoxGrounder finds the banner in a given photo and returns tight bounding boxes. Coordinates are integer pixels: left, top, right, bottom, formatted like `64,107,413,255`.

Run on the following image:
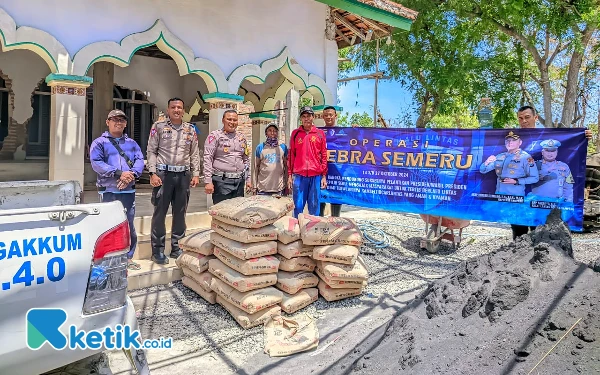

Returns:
320,127,588,231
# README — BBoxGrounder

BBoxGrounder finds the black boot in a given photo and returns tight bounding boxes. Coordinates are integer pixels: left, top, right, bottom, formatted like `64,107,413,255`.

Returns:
151,249,169,265
169,248,183,259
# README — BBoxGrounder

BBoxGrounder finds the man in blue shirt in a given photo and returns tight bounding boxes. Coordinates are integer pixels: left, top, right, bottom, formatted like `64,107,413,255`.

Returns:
90,109,145,270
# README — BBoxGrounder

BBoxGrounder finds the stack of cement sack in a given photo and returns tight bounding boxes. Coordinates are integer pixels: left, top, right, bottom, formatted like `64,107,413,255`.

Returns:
298,214,369,301
176,228,217,304
207,195,294,329
272,216,319,314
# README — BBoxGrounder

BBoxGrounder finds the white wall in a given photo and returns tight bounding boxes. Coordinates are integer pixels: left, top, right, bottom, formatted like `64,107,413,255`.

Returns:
0,49,51,122
1,0,329,79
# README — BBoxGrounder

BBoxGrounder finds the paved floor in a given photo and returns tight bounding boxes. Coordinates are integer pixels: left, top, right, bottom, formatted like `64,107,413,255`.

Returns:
83,186,208,217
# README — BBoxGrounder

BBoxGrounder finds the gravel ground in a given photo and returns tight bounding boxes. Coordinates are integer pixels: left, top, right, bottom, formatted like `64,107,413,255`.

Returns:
107,209,599,374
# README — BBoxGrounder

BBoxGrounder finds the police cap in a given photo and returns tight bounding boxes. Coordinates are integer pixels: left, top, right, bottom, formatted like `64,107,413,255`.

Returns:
540,139,561,151
505,131,520,140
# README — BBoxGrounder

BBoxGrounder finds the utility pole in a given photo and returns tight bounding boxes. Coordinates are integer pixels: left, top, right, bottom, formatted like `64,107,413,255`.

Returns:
374,38,380,126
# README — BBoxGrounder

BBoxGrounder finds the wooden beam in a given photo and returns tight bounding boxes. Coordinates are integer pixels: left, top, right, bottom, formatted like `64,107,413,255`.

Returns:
335,28,353,45
338,72,390,82
356,16,388,33
334,13,366,40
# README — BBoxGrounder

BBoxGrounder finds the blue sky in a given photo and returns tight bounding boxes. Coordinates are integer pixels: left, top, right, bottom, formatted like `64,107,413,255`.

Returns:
337,67,415,127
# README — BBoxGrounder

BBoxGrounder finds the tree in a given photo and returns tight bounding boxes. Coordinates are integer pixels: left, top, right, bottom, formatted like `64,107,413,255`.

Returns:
338,111,374,127
446,0,600,127
344,0,521,128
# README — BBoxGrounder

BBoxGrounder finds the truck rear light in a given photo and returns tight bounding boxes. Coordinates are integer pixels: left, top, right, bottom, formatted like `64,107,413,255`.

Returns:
83,221,130,315
93,221,130,261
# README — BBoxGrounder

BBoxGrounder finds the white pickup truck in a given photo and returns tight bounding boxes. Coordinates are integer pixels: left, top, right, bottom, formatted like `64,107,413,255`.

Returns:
0,180,149,375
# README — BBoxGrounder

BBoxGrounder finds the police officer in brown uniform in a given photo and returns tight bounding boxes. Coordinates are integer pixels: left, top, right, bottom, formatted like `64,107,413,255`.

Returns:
203,109,251,204
147,98,200,264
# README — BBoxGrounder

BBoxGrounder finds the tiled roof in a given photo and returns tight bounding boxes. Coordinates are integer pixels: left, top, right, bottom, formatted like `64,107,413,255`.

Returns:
355,0,418,21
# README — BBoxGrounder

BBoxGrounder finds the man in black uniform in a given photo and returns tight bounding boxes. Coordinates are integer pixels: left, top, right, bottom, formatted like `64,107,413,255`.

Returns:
147,98,200,264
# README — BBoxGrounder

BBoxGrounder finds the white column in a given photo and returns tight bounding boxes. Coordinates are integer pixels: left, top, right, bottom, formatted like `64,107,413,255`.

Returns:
202,94,243,208
46,74,92,189
285,88,300,137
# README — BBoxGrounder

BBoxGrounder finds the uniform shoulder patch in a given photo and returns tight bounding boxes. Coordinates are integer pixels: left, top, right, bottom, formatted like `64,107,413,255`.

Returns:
566,173,575,184
207,135,216,144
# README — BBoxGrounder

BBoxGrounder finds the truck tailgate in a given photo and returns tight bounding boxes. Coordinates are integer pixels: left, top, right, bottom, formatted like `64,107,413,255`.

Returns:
0,201,130,375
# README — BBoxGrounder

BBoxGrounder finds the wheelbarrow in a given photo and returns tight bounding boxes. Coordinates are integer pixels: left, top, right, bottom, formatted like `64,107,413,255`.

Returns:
419,214,471,253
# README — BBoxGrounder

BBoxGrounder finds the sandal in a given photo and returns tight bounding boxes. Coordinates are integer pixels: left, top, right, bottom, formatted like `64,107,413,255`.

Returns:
127,260,142,271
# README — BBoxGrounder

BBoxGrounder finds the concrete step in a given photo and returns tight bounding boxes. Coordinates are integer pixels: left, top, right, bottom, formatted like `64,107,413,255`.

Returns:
132,211,212,260
126,259,183,291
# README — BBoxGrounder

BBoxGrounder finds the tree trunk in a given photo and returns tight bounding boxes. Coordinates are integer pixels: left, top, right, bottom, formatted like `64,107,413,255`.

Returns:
561,28,595,127
415,91,440,128
539,64,554,128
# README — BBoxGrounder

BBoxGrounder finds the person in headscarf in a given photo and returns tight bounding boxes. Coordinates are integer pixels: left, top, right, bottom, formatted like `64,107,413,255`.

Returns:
252,123,288,196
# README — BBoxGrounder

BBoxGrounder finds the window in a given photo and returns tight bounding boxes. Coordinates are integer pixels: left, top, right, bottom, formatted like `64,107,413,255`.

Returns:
87,85,156,155
27,81,51,157
0,76,9,149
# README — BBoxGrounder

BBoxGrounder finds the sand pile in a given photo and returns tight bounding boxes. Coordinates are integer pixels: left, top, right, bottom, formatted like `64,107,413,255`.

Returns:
343,209,600,374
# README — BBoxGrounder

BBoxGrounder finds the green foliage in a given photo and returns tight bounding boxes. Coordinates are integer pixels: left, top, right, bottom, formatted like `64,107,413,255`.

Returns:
588,123,599,155
299,97,313,108
338,111,374,127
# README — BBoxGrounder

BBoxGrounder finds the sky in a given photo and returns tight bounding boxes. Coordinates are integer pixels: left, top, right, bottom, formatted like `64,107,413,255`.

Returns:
337,66,416,127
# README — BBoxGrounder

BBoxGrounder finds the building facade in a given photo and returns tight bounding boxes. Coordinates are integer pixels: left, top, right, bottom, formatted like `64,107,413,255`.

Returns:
0,0,414,187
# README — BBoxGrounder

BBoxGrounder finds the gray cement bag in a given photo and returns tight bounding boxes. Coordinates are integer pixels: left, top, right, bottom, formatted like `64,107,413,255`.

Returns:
179,228,214,255
210,277,283,314
277,240,314,259
211,218,278,243
182,267,213,293
208,195,294,228
298,214,363,246
316,257,368,281
217,296,281,330
318,280,363,302
264,314,319,357
313,244,359,265
182,276,217,304
279,288,319,314
275,271,319,295
208,258,277,292
210,232,277,260
273,216,301,244
214,247,279,275
315,267,365,289
175,252,215,274
276,255,316,272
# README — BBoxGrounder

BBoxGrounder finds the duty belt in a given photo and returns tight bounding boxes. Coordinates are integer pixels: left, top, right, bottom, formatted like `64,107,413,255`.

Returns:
157,164,189,172
213,171,244,179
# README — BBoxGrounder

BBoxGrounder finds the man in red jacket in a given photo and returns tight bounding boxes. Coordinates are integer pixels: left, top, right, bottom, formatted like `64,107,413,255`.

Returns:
288,106,328,218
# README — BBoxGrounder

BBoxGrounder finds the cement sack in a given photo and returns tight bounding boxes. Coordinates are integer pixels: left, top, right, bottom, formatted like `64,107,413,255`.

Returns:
276,255,316,272
280,288,319,314
277,240,313,259
273,216,301,244
208,195,294,228
318,280,363,302
316,257,368,282
210,277,283,314
217,296,281,330
209,258,277,292
211,219,278,243
182,267,213,292
210,232,277,260
315,267,365,289
298,214,363,246
179,228,214,255
264,314,319,357
313,244,359,265
214,247,279,275
176,252,215,274
275,271,319,295
182,276,217,304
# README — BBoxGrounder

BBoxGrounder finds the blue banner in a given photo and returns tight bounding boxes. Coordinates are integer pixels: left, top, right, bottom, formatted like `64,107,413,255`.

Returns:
320,127,588,231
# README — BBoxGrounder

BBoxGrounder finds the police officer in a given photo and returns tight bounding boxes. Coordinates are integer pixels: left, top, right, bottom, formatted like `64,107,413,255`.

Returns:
147,98,200,265
203,109,251,204
480,131,539,196
532,139,574,202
